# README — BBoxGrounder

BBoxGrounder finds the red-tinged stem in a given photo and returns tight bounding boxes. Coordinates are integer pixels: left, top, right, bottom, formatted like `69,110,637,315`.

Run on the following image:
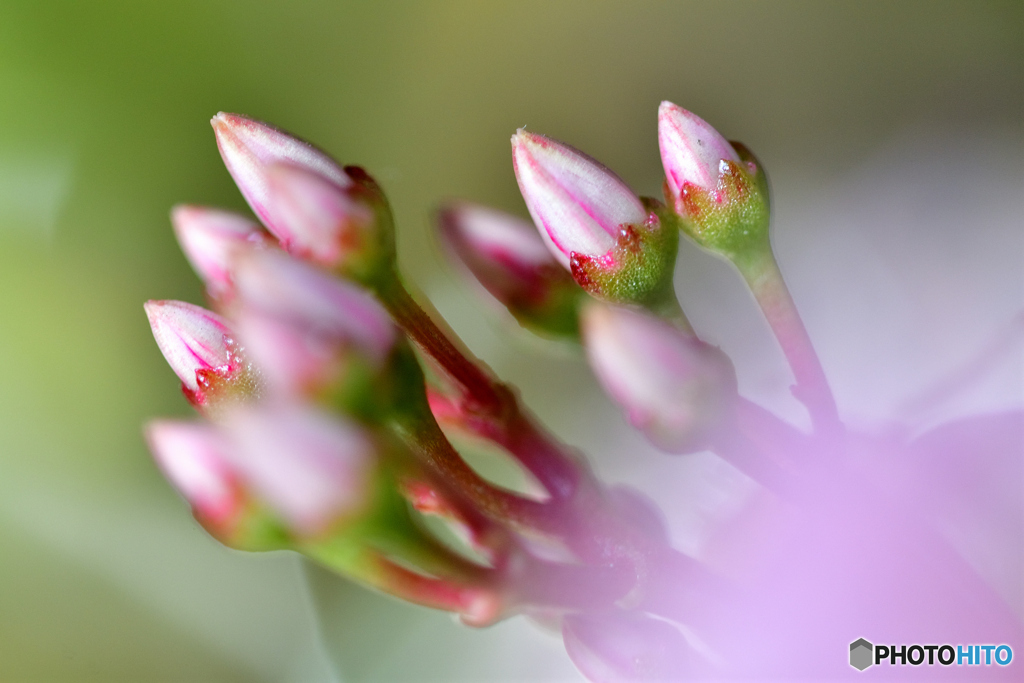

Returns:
381,278,504,410
395,410,562,535
380,277,586,500
736,249,842,438
313,545,501,624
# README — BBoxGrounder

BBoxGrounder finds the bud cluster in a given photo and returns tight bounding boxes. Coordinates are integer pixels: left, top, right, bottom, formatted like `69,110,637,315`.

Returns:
143,104,845,681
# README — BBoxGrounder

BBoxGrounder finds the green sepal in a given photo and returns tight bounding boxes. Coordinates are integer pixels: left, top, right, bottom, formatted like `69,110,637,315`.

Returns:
334,165,398,287
508,280,584,342
669,146,771,263
568,198,679,309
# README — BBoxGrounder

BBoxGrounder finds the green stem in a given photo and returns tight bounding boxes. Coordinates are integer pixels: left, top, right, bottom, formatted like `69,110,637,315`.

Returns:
735,247,842,436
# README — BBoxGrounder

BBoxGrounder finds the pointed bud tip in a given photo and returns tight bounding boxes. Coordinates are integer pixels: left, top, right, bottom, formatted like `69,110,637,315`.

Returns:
144,300,235,393
658,102,739,195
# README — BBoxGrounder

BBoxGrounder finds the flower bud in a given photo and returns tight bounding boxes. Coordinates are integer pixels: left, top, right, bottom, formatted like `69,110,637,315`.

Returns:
212,113,392,277
658,102,770,260
145,420,242,533
231,250,396,364
582,303,736,453
265,162,376,267
438,202,581,338
232,307,346,399
221,404,378,536
511,131,677,306
144,300,259,408
171,205,272,301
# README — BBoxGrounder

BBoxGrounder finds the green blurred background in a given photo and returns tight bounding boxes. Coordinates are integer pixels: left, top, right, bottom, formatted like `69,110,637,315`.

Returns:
0,1,1020,680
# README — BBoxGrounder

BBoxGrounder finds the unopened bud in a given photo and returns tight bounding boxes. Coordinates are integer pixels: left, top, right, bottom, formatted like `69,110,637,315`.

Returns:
438,202,581,338
144,300,259,408
232,307,346,398
212,113,392,277
658,102,770,261
265,162,385,269
582,303,736,453
232,250,396,364
221,404,378,536
512,130,677,306
145,420,242,533
171,205,272,301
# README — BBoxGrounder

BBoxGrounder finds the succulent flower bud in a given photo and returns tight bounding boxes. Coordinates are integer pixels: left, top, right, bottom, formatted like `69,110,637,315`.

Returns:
582,303,736,453
144,300,258,408
511,130,677,307
438,202,582,338
657,102,770,261
221,404,378,536
171,205,272,301
212,113,392,277
232,307,346,399
231,250,396,364
265,162,376,267
145,420,243,532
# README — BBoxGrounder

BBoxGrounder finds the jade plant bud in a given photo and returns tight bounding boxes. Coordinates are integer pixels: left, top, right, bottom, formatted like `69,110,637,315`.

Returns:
221,404,378,537
212,113,392,277
582,303,736,453
658,101,770,261
231,250,396,365
145,420,243,534
438,201,582,338
144,300,259,409
512,130,677,307
171,205,272,302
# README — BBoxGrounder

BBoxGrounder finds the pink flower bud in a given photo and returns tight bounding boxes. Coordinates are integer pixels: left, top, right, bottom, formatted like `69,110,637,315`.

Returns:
211,113,351,242
511,130,647,269
221,405,376,535
582,303,736,453
232,250,396,363
438,202,585,336
171,205,272,300
232,306,345,397
657,102,770,258
658,102,740,196
263,163,375,266
145,420,242,529
145,300,253,406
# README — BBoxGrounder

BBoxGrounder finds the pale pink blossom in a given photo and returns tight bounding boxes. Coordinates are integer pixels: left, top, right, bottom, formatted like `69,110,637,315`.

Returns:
512,130,646,268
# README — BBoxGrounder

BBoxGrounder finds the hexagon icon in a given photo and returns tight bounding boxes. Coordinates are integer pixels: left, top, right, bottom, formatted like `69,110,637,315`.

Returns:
850,638,873,671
